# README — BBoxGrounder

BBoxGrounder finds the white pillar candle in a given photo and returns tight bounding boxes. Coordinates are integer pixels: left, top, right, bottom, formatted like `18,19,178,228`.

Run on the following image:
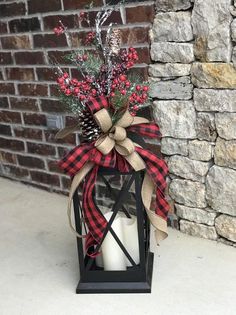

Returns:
120,214,140,267
95,253,104,268
101,212,127,271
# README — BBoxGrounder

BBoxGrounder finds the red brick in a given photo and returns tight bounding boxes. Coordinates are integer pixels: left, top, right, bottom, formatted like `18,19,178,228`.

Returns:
49,84,61,97
15,51,45,65
63,0,102,10
6,68,34,81
33,34,67,48
0,3,26,17
0,21,8,34
0,110,21,123
14,127,43,140
61,176,71,190
44,129,76,145
36,67,58,81
18,155,45,169
135,47,151,64
0,124,12,136
43,14,79,30
126,5,155,23
47,159,63,173
129,66,148,80
18,84,48,97
28,0,61,14
0,83,15,94
120,27,150,45
9,17,40,33
65,115,78,127
1,35,31,49
0,97,9,108
10,98,38,111
47,50,71,65
23,113,47,126
0,137,25,151
57,146,71,158
0,52,13,65
70,68,84,81
27,142,56,156
81,10,122,27
3,164,29,178
0,151,17,164
40,99,67,113
30,170,60,186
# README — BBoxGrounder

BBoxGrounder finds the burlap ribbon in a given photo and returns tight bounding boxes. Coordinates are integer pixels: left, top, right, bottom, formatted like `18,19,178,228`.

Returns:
62,108,168,245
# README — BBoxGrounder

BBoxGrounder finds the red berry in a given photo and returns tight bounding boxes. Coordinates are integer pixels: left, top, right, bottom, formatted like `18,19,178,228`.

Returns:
133,105,139,111
57,77,64,84
111,84,116,90
110,92,115,97
125,81,131,87
142,93,148,99
60,84,66,90
119,75,126,82
63,73,69,79
83,54,88,61
143,86,149,92
129,96,134,102
91,89,97,95
121,89,126,95
74,87,80,94
136,85,141,91
80,95,86,101
136,96,141,103
65,89,71,95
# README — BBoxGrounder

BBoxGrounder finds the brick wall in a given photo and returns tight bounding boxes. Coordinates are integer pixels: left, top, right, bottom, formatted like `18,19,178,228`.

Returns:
0,0,155,193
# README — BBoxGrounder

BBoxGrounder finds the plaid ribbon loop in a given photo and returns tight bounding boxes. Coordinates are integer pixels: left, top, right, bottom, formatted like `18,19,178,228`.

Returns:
58,96,169,252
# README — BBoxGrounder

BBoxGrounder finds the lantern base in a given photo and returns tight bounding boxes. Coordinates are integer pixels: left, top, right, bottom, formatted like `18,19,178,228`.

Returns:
76,252,154,294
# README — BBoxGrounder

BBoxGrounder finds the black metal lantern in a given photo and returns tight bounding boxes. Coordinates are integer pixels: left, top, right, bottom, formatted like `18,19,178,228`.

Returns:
72,165,154,294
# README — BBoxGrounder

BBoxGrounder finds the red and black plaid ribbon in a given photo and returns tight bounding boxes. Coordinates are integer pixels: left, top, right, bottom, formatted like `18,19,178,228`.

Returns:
59,97,169,252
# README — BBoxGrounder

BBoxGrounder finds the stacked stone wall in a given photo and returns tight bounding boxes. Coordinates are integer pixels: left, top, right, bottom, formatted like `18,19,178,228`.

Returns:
150,0,236,245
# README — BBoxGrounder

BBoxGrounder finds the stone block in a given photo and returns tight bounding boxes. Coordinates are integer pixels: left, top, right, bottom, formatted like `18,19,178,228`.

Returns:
149,77,193,100
189,140,212,161
196,112,217,141
168,155,210,183
214,138,236,170
155,0,192,11
153,100,196,139
149,63,191,78
152,12,193,42
192,0,232,62
161,138,188,156
206,165,236,216
194,89,236,112
180,220,218,240
151,42,194,63
191,63,236,89
215,113,236,140
176,204,217,225
215,214,236,242
169,179,207,208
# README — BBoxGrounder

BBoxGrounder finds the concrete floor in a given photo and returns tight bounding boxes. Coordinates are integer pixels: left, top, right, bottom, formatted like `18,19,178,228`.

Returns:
0,177,236,315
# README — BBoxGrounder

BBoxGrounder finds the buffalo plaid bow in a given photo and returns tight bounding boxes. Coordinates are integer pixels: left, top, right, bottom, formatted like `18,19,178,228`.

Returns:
59,96,169,253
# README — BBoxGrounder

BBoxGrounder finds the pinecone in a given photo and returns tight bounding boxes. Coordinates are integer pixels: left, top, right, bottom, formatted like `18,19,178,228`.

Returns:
79,109,101,142
108,29,122,55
